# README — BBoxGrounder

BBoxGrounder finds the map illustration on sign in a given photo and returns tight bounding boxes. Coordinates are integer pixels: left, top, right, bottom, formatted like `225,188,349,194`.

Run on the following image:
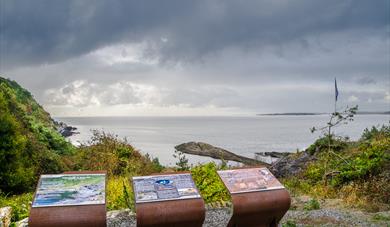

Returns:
32,174,106,208
217,168,284,194
133,173,201,203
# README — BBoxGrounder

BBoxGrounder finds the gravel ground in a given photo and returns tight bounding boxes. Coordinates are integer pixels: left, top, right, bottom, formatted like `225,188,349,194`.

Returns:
281,209,390,227
16,206,390,227
107,207,233,227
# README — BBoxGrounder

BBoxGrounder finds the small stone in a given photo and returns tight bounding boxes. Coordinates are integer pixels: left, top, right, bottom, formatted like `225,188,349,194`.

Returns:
0,207,12,227
15,218,28,227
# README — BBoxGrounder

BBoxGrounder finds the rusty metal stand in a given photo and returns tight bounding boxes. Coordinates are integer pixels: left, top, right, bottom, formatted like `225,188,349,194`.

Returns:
134,172,205,227
217,168,291,227
136,198,205,227
227,189,290,227
29,171,107,227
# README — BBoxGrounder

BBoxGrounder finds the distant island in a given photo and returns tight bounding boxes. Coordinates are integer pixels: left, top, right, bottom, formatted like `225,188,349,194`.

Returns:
258,111,390,116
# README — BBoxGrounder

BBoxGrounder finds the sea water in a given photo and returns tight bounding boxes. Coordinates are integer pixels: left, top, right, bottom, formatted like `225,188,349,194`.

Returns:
57,115,389,166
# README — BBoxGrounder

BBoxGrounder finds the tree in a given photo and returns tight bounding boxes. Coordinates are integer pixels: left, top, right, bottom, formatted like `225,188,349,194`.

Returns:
310,105,358,184
173,150,190,171
0,91,34,193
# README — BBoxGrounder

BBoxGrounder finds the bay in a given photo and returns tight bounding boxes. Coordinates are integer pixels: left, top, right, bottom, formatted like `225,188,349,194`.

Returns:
57,115,389,166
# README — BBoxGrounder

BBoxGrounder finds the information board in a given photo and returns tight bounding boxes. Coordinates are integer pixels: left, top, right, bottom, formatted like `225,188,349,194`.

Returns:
32,174,106,208
133,173,201,203
217,168,284,194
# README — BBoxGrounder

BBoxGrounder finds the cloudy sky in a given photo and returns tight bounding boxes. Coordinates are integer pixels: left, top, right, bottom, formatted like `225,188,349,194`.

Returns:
1,0,389,116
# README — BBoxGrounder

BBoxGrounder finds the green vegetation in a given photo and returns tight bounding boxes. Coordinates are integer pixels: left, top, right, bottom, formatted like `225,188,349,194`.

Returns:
0,77,74,194
0,193,33,223
310,106,358,183
282,220,297,227
191,162,231,205
0,77,164,222
283,123,390,211
106,176,133,211
372,213,390,222
173,149,190,171
71,130,164,211
303,198,320,211
71,130,163,176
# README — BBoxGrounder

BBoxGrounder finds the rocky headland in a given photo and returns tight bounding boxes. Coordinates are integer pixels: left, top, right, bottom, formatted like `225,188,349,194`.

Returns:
175,142,268,166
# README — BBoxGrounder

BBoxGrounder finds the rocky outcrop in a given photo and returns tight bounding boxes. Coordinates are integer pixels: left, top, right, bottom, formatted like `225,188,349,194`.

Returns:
175,141,315,178
175,142,268,166
255,151,290,159
0,207,12,227
255,151,291,164
55,121,79,137
270,151,316,178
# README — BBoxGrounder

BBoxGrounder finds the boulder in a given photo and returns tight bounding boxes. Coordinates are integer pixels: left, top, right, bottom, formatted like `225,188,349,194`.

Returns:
15,218,28,227
0,207,12,227
175,142,268,166
270,151,316,178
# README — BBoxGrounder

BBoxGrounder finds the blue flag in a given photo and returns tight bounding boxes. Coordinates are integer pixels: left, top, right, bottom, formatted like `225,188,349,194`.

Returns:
335,78,339,102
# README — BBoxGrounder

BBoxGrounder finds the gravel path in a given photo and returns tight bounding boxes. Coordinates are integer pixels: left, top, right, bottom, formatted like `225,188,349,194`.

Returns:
107,207,233,227
16,206,390,227
282,209,390,227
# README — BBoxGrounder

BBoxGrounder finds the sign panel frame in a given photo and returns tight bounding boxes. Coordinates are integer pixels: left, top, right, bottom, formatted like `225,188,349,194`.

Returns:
133,173,201,203
217,167,284,194
32,173,106,208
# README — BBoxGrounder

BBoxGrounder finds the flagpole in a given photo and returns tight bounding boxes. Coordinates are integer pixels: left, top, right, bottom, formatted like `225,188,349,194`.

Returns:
334,78,338,113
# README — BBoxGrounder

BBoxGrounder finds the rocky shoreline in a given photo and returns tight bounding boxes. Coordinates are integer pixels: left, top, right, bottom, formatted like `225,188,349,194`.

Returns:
54,120,79,137
174,141,314,178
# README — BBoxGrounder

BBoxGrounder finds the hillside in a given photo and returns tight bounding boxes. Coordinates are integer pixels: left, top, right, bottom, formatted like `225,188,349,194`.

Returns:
276,125,390,213
0,77,165,223
0,77,76,193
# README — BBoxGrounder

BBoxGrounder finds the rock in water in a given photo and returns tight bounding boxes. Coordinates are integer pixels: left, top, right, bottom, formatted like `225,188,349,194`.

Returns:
175,142,268,166
55,121,79,137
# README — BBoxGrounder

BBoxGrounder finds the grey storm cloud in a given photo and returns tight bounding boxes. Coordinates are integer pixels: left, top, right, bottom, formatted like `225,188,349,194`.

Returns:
1,0,389,115
1,0,388,69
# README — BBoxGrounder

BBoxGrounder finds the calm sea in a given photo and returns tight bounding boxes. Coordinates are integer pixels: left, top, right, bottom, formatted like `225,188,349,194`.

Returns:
57,115,389,166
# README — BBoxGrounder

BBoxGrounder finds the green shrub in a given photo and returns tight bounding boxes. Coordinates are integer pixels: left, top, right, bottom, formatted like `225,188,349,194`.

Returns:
372,213,390,221
304,198,320,210
173,150,190,171
73,130,164,176
361,124,390,141
0,91,35,193
304,163,325,183
0,193,33,222
282,177,312,196
191,163,230,204
106,176,134,211
0,78,73,194
282,220,297,227
306,136,348,155
336,137,389,184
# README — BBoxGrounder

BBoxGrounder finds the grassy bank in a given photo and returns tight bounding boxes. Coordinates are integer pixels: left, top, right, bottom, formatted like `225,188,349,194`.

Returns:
282,124,390,212
1,124,389,224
